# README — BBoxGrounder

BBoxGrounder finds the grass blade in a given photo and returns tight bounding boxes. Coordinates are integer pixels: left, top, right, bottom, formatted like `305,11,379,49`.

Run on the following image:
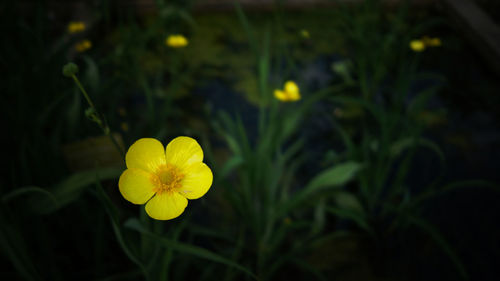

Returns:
408,215,468,280
2,186,56,204
94,180,148,279
124,218,257,280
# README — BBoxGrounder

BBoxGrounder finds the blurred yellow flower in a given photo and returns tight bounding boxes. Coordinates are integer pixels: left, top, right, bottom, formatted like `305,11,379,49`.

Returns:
410,36,442,52
118,137,213,220
422,36,442,47
75,39,92,52
300,29,310,39
166,35,188,48
410,40,425,52
274,81,301,102
67,21,86,34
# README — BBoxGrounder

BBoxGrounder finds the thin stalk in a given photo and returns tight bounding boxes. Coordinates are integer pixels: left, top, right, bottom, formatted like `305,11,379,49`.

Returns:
70,74,126,159
71,75,96,109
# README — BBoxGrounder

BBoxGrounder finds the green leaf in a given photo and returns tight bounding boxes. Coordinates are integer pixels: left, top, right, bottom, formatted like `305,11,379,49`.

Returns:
94,180,148,278
390,137,445,162
258,26,271,103
278,162,362,216
31,166,122,214
83,56,100,93
2,186,56,204
311,198,326,235
304,162,362,194
413,180,499,207
235,115,251,156
333,191,364,213
216,156,244,182
233,0,258,56
124,218,257,280
0,214,41,281
406,86,441,116
408,216,468,280
326,207,373,235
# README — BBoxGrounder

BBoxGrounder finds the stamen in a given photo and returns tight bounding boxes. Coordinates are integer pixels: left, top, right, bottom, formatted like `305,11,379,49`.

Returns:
151,164,184,195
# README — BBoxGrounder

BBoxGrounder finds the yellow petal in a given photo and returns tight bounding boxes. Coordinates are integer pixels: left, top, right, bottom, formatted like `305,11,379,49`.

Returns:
118,168,156,204
177,36,188,47
126,138,166,173
145,192,188,220
410,40,425,52
68,22,86,33
288,91,301,101
274,89,288,101
429,38,441,47
166,35,188,47
75,39,92,52
179,163,213,199
165,136,203,170
284,81,299,95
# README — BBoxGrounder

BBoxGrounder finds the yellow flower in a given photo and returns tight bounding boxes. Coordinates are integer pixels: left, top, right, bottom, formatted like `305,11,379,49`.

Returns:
118,137,213,220
67,21,86,34
166,35,188,48
300,29,310,39
75,39,92,52
422,36,442,47
274,81,301,102
410,40,426,52
410,36,442,52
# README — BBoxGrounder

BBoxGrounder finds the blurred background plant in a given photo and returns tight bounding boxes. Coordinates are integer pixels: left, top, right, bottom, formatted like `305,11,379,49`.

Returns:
2,0,500,281
199,5,359,280
306,0,499,280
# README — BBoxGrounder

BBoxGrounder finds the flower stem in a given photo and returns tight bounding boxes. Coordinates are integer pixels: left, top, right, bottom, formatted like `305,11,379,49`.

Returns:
71,74,95,109
70,73,126,159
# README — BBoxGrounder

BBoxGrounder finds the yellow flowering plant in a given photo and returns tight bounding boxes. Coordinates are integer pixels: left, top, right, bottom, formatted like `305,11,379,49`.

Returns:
211,5,357,279
410,36,442,52
59,64,256,279
422,36,442,47
328,2,471,278
166,34,189,48
119,137,213,220
274,81,301,102
75,39,92,52
67,21,86,34
410,39,426,52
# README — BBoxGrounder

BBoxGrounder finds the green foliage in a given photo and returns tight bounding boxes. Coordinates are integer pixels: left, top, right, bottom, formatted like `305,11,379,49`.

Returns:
124,218,257,279
2,0,497,280
207,5,359,279
311,1,498,279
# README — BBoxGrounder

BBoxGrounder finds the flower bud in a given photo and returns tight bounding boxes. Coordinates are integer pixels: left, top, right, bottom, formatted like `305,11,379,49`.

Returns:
63,63,79,77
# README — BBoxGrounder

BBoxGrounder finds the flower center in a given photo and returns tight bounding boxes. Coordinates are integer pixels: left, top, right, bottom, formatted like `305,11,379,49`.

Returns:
151,164,184,195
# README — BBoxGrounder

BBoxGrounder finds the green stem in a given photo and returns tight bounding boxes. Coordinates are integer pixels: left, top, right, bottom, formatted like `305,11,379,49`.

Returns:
71,74,126,159
71,74,95,109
